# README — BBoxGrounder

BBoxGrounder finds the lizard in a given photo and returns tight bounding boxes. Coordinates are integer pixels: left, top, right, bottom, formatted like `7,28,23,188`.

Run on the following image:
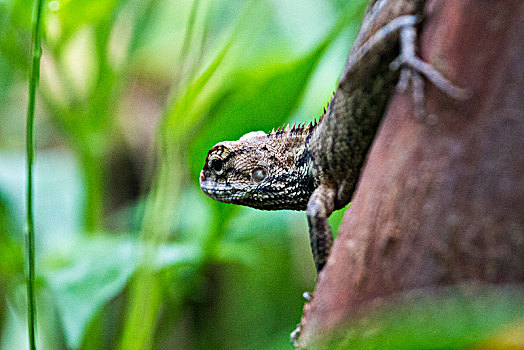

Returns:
199,0,468,273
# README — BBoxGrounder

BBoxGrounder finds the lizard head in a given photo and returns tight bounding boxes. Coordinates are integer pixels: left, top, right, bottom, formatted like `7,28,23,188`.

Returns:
200,127,316,210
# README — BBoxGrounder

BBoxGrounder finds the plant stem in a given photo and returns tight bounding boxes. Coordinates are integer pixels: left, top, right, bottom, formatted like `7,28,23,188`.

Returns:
26,0,45,348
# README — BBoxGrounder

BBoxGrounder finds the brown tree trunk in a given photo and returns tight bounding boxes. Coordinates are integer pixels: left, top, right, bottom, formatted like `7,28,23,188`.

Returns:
299,0,524,346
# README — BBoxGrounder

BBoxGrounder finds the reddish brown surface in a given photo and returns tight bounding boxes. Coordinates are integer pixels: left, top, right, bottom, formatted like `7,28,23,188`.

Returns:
300,0,524,346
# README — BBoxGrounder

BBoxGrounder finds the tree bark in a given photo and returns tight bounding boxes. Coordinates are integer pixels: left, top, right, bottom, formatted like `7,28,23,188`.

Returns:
299,0,524,346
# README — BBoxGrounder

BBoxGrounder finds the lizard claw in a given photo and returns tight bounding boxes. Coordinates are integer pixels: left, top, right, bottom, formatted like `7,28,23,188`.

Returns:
290,292,314,348
290,325,301,348
391,59,432,121
303,291,314,302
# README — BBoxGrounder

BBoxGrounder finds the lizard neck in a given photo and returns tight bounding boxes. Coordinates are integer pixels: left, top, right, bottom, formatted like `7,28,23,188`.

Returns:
258,127,319,211
249,124,320,211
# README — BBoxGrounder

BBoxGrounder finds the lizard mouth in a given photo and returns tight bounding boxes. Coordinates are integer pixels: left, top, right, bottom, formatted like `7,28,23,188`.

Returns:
199,178,234,202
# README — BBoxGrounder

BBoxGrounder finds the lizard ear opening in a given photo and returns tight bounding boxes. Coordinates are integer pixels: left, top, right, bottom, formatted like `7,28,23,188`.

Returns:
251,168,267,183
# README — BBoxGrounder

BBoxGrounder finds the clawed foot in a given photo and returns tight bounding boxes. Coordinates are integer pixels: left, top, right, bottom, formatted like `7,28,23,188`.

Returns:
302,291,313,301
290,326,301,348
290,292,314,348
390,22,471,121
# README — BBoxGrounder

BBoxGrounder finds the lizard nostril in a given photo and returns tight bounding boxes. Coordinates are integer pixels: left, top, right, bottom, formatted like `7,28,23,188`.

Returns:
200,170,206,182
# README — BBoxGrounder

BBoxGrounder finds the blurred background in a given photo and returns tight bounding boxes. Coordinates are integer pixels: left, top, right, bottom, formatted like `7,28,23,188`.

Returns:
0,0,367,348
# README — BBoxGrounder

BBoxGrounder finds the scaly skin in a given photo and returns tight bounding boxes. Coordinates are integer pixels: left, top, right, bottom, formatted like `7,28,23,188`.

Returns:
200,0,467,273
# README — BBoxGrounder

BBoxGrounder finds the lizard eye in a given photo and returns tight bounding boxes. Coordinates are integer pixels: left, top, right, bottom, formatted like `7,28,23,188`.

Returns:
251,168,267,183
209,158,224,174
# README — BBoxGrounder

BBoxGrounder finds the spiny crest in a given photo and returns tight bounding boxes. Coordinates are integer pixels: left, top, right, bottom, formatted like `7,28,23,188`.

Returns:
267,121,317,138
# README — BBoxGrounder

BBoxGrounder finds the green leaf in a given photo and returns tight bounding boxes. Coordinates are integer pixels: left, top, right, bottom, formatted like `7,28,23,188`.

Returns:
187,0,365,180
187,42,326,180
41,235,200,349
0,192,23,290
57,0,120,41
320,285,524,350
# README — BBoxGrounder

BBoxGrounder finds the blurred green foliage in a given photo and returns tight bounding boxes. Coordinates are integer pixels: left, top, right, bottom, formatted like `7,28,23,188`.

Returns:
319,285,524,350
0,0,365,348
3,0,522,349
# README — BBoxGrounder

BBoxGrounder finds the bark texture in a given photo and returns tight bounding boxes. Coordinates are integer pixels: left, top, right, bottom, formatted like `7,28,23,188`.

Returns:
299,0,524,346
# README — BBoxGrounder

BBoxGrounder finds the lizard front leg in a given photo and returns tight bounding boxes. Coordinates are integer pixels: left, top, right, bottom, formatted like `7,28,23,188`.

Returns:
390,16,471,119
306,185,336,272
342,13,469,119
289,186,335,346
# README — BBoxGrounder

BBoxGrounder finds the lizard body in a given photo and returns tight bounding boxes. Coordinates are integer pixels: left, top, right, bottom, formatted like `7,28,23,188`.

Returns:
200,0,466,272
